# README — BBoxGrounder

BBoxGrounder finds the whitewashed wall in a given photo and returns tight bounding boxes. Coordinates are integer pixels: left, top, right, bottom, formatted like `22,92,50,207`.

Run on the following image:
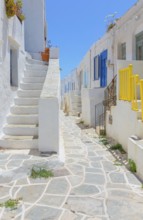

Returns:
114,0,143,61
62,0,143,127
0,1,26,133
39,59,60,153
23,0,46,60
106,60,143,151
81,87,105,127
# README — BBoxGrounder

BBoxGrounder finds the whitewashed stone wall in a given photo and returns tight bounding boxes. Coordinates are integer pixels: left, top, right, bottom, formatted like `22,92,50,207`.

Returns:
23,0,46,59
81,87,105,127
106,60,143,150
39,59,61,153
0,1,26,133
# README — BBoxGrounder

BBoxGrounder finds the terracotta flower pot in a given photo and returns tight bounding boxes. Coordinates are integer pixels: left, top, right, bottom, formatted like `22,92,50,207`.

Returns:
41,52,49,62
45,48,50,53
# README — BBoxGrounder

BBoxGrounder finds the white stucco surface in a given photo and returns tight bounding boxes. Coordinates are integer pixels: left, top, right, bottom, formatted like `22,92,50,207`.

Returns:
0,1,26,133
50,47,59,59
39,59,60,153
62,0,143,128
106,101,143,151
128,137,143,180
106,60,143,151
23,0,46,58
81,87,105,127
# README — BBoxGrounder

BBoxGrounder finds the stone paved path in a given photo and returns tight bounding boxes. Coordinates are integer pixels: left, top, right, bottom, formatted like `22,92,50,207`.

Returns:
0,115,143,219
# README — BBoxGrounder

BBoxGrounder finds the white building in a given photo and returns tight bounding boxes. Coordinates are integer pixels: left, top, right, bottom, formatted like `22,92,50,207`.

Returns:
0,0,26,132
62,0,143,127
62,0,143,179
0,0,61,156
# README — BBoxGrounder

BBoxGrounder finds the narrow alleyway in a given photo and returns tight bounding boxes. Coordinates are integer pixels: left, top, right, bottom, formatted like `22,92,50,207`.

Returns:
0,114,143,219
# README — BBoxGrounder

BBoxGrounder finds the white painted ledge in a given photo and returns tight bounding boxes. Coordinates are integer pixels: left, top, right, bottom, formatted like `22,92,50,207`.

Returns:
50,47,59,59
39,59,60,153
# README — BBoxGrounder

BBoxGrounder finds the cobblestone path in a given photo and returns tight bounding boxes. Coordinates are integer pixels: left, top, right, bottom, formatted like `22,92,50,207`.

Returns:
0,115,143,219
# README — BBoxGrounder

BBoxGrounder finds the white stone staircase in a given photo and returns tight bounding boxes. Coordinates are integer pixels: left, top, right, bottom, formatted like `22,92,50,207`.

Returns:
68,91,81,116
0,59,48,149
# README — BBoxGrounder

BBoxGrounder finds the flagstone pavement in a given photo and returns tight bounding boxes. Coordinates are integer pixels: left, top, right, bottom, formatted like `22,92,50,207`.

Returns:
0,115,143,220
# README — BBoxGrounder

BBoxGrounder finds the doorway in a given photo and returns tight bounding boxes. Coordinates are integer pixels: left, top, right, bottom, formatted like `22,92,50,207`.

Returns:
136,31,143,60
10,48,18,87
100,50,108,88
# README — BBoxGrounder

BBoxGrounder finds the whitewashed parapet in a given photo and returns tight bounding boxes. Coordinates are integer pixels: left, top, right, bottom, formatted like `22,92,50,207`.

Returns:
8,16,24,48
50,47,59,59
39,59,60,153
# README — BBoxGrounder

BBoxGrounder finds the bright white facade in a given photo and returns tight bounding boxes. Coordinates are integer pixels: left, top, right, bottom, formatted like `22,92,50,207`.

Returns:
0,0,26,133
39,59,60,153
62,0,143,127
23,0,47,60
61,0,143,179
0,0,61,157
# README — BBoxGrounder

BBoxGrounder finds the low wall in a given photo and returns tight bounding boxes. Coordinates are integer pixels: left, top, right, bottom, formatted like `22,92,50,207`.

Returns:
50,47,59,59
81,87,104,127
106,100,143,151
106,60,143,151
39,59,60,153
0,10,26,134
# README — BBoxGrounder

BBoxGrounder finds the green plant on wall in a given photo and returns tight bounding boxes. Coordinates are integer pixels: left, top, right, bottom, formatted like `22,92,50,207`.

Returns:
15,0,25,21
5,0,25,21
5,0,16,18
128,159,137,173
107,23,116,32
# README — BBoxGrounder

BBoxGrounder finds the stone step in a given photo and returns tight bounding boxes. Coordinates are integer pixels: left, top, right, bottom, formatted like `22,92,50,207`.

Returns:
24,70,47,78
10,105,38,115
20,82,43,90
72,107,81,111
26,58,48,65
22,76,45,83
3,124,38,136
17,89,41,98
71,97,81,102
0,135,38,149
71,102,81,107
7,114,38,125
14,97,39,106
137,110,142,119
26,64,48,71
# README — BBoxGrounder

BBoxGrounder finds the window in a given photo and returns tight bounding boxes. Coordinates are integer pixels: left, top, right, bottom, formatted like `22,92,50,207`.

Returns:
136,31,143,60
94,55,99,80
121,43,126,60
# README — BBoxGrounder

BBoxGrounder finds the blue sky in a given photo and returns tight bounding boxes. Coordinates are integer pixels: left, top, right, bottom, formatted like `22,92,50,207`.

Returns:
46,0,137,78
